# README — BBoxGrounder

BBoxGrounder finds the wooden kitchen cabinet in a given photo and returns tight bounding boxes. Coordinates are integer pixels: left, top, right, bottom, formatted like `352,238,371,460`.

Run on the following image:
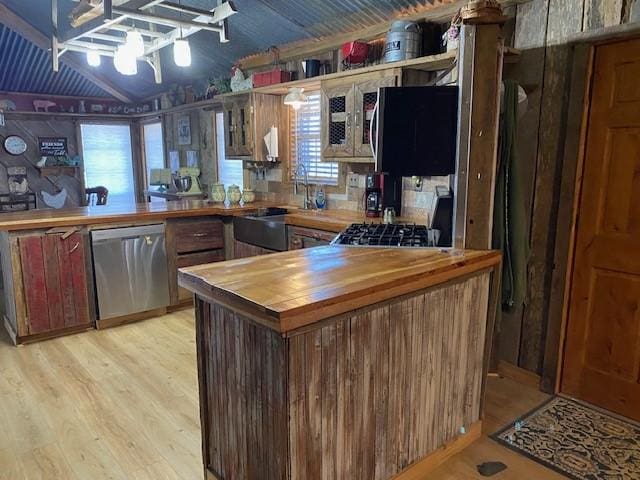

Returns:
17,232,93,336
175,218,224,254
166,217,225,306
321,82,355,158
287,226,336,250
233,240,278,258
223,94,253,157
321,70,400,162
223,93,286,160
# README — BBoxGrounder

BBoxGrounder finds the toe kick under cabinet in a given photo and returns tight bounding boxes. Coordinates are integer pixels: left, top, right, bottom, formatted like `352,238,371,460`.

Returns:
166,217,226,306
0,229,94,344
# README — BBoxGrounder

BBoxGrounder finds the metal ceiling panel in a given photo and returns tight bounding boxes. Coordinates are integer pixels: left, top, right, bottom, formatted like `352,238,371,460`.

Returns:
0,24,109,97
0,0,452,99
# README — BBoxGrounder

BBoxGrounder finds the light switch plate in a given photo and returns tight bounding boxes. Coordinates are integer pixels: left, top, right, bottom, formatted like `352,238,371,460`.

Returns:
347,173,360,189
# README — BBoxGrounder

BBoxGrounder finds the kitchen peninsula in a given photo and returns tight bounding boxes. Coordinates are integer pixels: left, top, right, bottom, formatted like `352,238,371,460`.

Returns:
179,246,501,479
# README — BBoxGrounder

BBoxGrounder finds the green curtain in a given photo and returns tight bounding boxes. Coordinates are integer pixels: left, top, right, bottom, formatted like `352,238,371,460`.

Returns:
493,80,530,311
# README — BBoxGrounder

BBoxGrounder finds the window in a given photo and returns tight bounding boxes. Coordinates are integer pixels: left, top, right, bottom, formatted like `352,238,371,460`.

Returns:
142,122,165,201
81,123,135,205
215,111,243,189
143,122,165,183
290,92,338,185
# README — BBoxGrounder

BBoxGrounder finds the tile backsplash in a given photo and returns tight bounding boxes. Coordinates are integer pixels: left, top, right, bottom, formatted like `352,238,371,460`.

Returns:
247,166,449,222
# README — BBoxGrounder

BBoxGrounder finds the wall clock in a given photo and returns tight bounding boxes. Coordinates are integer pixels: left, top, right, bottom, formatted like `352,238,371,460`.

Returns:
4,135,27,155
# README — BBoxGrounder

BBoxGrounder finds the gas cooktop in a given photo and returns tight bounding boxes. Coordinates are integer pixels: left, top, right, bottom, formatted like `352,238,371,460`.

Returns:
332,223,439,247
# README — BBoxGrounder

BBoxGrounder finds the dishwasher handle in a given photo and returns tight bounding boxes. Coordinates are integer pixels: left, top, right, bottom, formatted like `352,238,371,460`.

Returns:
91,224,165,243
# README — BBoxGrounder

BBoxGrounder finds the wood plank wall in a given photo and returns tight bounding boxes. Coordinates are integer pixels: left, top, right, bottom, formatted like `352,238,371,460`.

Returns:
162,108,217,195
0,115,84,207
288,273,490,479
499,0,640,382
197,300,289,480
196,272,490,480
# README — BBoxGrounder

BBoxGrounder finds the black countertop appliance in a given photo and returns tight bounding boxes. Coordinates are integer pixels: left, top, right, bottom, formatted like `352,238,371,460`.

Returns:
365,172,402,217
374,86,458,177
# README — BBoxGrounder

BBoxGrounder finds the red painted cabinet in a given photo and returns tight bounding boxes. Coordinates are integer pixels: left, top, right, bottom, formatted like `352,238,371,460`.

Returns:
19,233,92,335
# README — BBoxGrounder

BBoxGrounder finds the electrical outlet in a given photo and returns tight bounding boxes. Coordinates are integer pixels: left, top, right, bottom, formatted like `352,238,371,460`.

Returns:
347,173,360,189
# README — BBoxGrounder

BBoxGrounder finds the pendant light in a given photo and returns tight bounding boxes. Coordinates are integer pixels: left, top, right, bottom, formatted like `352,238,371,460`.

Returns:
114,44,137,75
284,88,308,110
86,39,101,67
173,0,191,67
126,30,145,58
86,49,101,67
174,38,191,67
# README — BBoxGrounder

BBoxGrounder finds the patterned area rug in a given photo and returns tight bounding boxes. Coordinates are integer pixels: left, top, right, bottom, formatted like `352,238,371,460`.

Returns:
491,396,640,479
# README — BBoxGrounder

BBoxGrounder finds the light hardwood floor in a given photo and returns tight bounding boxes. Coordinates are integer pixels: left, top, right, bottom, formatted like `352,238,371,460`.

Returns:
0,311,564,479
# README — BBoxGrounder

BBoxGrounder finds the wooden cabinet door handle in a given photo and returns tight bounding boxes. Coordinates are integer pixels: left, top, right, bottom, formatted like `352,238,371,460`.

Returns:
68,242,80,254
192,232,208,237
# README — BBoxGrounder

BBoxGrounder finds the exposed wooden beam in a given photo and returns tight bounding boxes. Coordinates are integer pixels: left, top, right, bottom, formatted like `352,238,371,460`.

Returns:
52,0,59,72
0,3,133,102
237,0,526,70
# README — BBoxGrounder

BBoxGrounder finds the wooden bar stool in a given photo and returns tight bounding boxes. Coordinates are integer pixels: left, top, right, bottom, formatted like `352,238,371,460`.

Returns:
85,187,108,206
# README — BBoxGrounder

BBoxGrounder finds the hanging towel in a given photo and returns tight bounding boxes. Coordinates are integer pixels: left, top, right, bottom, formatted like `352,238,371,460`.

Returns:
493,80,530,311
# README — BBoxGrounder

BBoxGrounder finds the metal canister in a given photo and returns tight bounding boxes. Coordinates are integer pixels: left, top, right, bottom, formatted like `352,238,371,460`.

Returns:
384,21,422,63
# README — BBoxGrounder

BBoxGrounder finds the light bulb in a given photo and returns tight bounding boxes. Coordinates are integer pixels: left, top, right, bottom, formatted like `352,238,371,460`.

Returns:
173,39,191,67
86,49,101,67
126,30,145,57
114,44,137,75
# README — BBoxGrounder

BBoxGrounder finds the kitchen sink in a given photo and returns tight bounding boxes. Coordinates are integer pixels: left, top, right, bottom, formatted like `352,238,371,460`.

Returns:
249,207,288,217
233,209,289,251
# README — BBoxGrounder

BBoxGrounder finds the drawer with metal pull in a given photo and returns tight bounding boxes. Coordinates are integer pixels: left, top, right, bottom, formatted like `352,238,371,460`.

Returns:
174,218,224,254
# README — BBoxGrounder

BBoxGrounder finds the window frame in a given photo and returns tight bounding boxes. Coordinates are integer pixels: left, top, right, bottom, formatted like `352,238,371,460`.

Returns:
289,91,341,188
140,118,166,193
78,120,139,206
214,110,245,190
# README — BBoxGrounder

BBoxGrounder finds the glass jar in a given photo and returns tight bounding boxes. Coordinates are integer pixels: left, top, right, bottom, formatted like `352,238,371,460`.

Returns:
242,188,255,203
210,183,226,203
227,184,242,204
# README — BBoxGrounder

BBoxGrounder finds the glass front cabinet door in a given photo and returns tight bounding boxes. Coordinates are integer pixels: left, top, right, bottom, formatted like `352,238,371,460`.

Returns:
321,82,355,158
353,75,398,157
223,95,253,158
235,95,253,157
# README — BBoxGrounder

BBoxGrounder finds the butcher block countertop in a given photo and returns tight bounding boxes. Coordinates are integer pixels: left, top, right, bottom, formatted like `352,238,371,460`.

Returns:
0,201,421,232
0,201,280,231
178,246,501,333
281,209,422,233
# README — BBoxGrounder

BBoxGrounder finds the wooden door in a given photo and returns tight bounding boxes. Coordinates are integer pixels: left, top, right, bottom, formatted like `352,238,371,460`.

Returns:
561,38,640,421
353,74,398,157
321,82,355,158
19,233,92,335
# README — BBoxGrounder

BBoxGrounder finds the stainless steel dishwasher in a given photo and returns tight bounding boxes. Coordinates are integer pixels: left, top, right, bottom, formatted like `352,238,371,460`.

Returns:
91,224,170,320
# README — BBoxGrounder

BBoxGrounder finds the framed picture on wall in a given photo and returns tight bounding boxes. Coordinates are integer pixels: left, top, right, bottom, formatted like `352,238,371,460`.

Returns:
169,150,180,171
177,116,191,145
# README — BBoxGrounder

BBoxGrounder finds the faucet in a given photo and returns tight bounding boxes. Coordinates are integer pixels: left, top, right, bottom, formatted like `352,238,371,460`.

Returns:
294,163,315,210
